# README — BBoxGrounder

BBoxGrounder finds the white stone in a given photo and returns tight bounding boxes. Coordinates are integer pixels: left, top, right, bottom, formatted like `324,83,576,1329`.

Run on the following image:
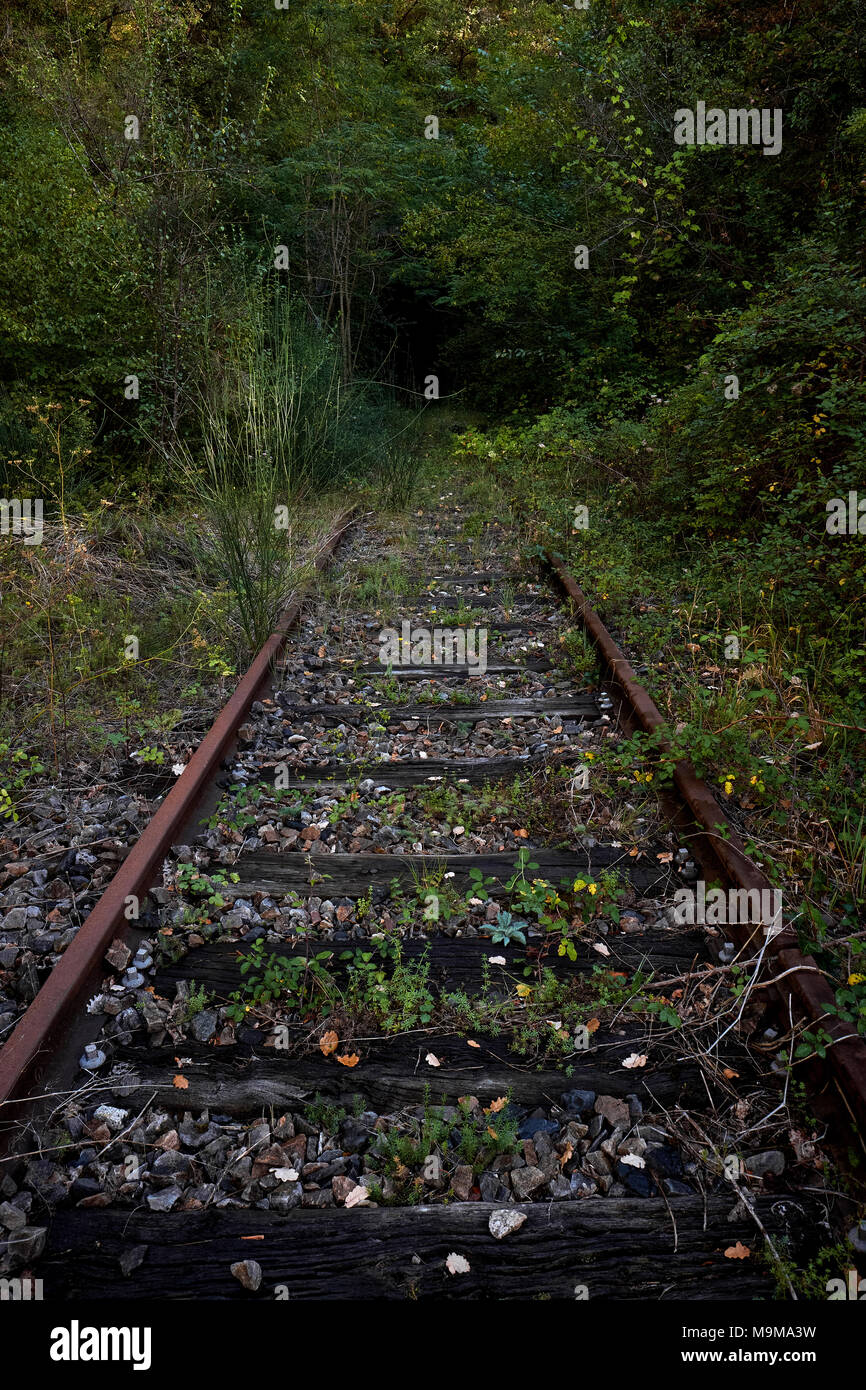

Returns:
489,1208,528,1240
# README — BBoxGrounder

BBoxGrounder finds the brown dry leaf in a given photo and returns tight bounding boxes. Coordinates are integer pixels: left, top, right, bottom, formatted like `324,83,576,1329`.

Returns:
628,848,639,857
484,1096,507,1115
487,1126,499,1140
586,1018,600,1034
466,1039,481,1049
622,1053,648,1069
319,1030,339,1056
724,1242,751,1260
722,1067,740,1079
172,1074,189,1090
425,1052,442,1067
336,1053,360,1068
317,645,326,658
657,851,673,863
559,1142,574,1168
514,828,529,838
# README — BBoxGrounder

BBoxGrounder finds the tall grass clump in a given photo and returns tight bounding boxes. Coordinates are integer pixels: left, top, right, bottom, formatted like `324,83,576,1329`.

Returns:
169,279,423,648
171,284,350,648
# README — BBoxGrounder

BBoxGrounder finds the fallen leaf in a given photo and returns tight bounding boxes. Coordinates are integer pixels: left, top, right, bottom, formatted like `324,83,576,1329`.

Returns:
514,828,529,838
336,1053,360,1068
559,1142,574,1167
591,941,610,957
724,1242,751,1260
445,1252,470,1275
318,645,326,658
484,1097,507,1114
657,851,673,863
467,1040,481,1049
319,1030,339,1057
172,1074,189,1090
425,1052,442,1067
722,1067,740,1079
622,1053,648,1069
587,1018,600,1033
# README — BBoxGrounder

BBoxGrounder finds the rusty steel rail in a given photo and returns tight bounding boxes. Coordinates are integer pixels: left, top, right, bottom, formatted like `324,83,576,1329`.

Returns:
546,549,866,1139
0,510,356,1127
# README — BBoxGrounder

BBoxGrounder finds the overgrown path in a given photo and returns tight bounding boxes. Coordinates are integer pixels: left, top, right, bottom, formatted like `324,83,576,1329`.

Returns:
9,491,832,1300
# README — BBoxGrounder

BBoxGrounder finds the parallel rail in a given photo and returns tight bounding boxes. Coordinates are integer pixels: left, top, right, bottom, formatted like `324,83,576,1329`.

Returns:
0,512,858,1303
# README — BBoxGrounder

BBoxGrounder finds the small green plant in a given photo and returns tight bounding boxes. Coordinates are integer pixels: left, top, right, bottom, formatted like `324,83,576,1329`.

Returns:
225,939,337,1022
182,981,213,1021
305,1094,348,1135
482,909,527,946
0,742,46,822
174,863,240,913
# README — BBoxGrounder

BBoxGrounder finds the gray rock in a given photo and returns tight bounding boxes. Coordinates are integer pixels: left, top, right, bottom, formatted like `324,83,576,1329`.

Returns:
510,1165,546,1200
745,1150,785,1178
230,1259,262,1291
615,1159,654,1197
152,1150,193,1176
119,1245,148,1277
451,1165,474,1201
626,1093,643,1121
518,1114,559,1141
594,1095,630,1129
189,1009,217,1043
635,1124,669,1145
339,1117,371,1152
646,1145,684,1179
547,1175,573,1200
2,908,37,931
479,1171,500,1203
0,1201,26,1231
269,1182,302,1213
301,1188,334,1208
562,1121,589,1144
7,1226,47,1263
146,1186,182,1212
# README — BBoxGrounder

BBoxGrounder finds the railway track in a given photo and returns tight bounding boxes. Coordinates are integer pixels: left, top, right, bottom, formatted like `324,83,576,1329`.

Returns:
0,499,861,1307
